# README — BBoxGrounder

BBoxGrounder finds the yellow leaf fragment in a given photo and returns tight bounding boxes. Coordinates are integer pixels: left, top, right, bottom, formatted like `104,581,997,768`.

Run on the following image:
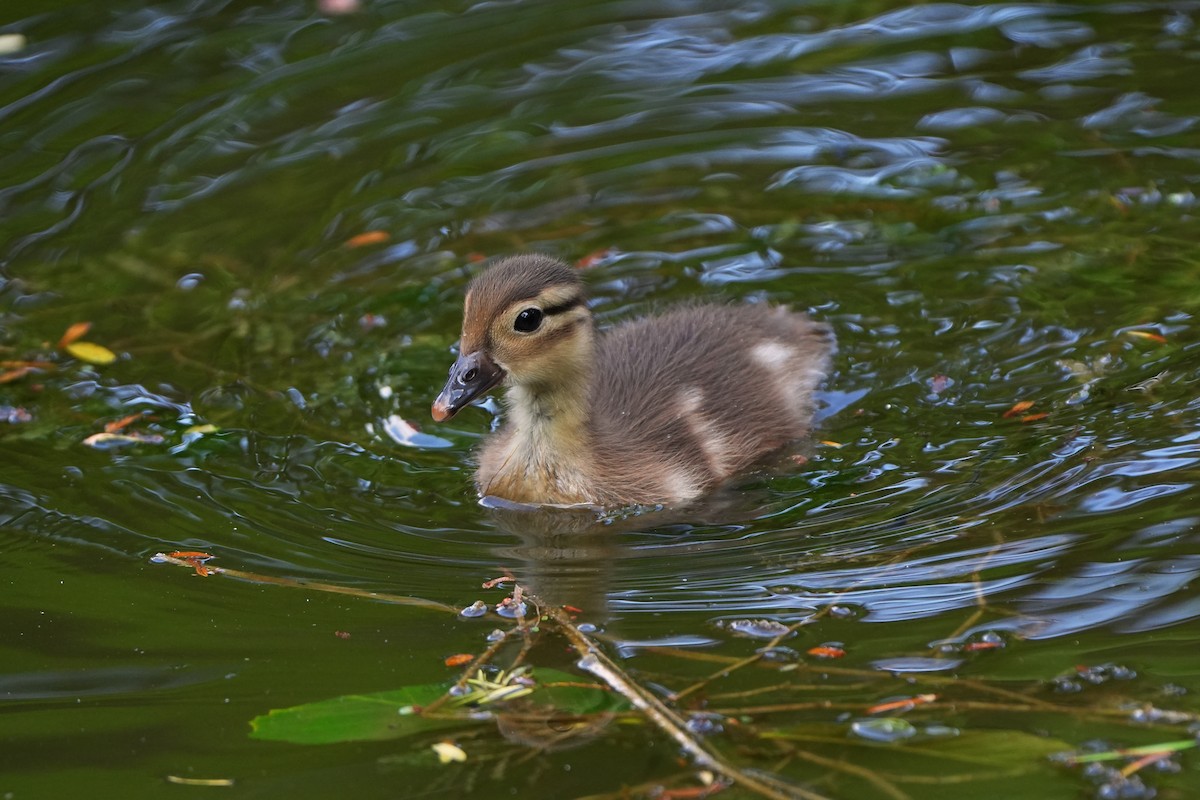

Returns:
65,341,117,365
165,776,235,787
83,431,164,448
431,741,467,764
0,34,25,56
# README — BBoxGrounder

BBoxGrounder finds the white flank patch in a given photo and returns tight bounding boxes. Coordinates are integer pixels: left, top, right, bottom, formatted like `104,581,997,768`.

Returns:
661,467,702,503
750,339,812,411
678,387,737,478
678,386,704,413
750,340,795,370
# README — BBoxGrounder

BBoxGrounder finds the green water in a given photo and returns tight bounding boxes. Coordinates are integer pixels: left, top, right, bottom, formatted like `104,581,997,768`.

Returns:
3,1,1200,798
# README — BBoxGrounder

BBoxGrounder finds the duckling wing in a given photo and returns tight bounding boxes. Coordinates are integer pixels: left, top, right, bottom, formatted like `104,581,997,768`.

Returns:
589,304,833,501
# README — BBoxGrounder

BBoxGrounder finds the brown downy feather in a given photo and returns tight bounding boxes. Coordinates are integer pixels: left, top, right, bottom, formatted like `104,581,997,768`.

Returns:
431,255,834,507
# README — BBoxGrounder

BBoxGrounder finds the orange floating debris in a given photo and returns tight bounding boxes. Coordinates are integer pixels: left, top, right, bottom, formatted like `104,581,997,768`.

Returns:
807,645,846,659
166,551,216,577
104,412,147,433
654,784,727,799
866,693,938,715
0,367,33,384
1002,400,1035,418
1121,750,1177,778
0,362,55,386
1020,412,1050,423
575,248,614,270
58,321,92,349
344,230,390,248
1125,330,1167,344
0,360,54,369
443,653,474,668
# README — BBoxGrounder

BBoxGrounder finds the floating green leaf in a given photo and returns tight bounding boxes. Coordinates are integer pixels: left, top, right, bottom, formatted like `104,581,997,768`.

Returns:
250,683,458,745
249,668,625,745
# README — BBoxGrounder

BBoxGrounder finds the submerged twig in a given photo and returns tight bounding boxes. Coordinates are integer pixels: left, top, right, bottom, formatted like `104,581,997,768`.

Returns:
150,552,457,613
787,747,910,800
421,626,522,717
670,612,823,703
537,596,828,800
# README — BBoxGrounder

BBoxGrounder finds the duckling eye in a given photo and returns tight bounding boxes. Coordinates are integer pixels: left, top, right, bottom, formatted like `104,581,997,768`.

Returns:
514,308,543,333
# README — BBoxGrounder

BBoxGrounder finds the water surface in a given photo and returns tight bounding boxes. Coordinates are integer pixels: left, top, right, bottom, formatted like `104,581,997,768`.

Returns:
2,1,1200,798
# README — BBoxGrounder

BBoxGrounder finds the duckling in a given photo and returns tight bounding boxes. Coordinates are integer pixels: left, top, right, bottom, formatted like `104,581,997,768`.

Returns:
431,254,834,507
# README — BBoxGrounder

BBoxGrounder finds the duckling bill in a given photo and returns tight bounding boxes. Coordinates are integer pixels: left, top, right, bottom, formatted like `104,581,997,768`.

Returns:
432,254,834,507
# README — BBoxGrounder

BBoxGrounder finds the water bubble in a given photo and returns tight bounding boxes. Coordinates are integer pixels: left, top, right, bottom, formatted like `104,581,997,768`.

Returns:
872,657,962,674
721,618,792,639
459,601,487,618
686,713,725,736
495,601,528,619
850,717,918,743
176,272,204,290
922,724,960,738
756,646,800,662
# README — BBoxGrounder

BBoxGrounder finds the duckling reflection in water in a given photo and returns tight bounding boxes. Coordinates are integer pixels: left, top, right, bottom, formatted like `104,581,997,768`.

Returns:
432,254,834,507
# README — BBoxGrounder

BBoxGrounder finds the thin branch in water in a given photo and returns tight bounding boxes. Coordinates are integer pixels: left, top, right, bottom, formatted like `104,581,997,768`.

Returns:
537,595,829,800
421,626,521,717
150,552,457,613
786,746,911,800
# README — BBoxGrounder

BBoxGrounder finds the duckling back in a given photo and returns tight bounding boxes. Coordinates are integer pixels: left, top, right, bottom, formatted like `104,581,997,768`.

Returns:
587,304,833,505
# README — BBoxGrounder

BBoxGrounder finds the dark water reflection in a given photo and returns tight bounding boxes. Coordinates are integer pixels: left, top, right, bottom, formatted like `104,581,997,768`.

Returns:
3,0,1200,797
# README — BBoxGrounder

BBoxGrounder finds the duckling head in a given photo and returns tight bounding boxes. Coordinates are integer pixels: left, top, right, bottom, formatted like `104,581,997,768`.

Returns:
432,255,593,422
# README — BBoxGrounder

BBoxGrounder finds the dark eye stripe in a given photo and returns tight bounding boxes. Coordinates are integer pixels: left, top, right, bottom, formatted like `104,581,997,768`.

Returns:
541,296,584,316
